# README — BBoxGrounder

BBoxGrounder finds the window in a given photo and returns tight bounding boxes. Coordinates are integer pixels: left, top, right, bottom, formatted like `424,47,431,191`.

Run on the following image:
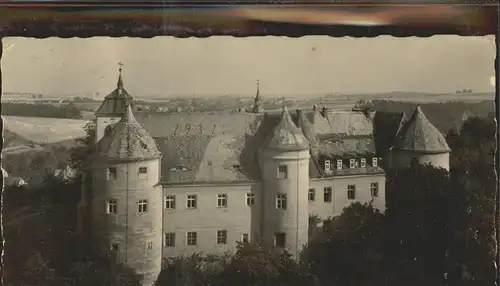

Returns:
107,199,117,214
165,233,175,247
108,167,117,180
246,193,255,207
217,230,227,245
138,200,148,213
324,160,331,171
138,167,148,180
347,185,356,200
324,187,332,203
371,182,379,198
110,243,119,252
276,193,287,210
277,165,288,179
242,233,249,243
336,159,343,170
349,159,356,169
275,232,286,247
361,158,366,168
187,232,197,246
147,241,153,250
308,188,316,201
165,195,176,210
372,157,378,167
217,194,228,208
187,195,197,209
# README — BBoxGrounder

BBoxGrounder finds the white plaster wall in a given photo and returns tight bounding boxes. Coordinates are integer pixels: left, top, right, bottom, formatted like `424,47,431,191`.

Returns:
162,182,261,258
391,150,450,171
91,158,162,286
309,174,386,220
96,116,122,143
260,148,310,258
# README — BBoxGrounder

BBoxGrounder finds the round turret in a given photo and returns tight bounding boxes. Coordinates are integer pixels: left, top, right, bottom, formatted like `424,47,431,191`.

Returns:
260,106,310,259
391,106,451,171
91,104,163,286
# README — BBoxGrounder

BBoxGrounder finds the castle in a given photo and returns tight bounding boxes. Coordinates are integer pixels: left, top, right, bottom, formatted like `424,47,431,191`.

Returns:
77,67,451,286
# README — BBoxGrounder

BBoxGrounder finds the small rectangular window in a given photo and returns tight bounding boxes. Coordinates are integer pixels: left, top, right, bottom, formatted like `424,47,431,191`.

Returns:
108,167,117,181
324,160,331,171
336,159,343,170
308,188,315,201
147,241,153,250
242,233,249,243
275,232,286,248
324,187,332,203
347,185,356,200
372,157,378,167
165,233,175,247
370,182,379,198
217,194,228,208
349,159,356,169
165,195,176,210
187,232,197,246
138,167,148,180
138,200,148,213
246,193,255,207
277,165,288,179
110,243,119,252
187,195,197,209
107,199,117,214
361,158,366,168
276,193,287,210
217,230,227,245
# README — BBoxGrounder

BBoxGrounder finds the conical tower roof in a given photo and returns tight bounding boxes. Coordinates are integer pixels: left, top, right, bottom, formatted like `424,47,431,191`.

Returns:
266,106,309,151
97,104,161,161
393,106,450,153
95,64,134,117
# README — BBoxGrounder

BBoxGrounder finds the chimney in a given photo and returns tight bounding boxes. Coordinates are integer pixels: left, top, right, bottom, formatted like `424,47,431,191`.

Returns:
321,106,327,117
312,104,317,111
295,109,303,128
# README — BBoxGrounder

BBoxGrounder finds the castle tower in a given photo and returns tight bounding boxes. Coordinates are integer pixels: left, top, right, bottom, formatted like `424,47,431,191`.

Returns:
95,63,134,143
251,80,264,113
91,104,163,286
390,106,451,171
260,105,310,259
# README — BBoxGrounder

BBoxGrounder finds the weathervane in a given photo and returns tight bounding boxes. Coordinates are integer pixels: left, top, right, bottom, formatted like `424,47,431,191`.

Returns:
118,62,124,73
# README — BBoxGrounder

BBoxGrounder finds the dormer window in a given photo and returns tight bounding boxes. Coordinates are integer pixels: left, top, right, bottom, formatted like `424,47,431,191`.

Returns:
336,159,343,170
372,157,378,167
324,160,331,171
360,158,366,168
349,159,356,169
169,166,189,172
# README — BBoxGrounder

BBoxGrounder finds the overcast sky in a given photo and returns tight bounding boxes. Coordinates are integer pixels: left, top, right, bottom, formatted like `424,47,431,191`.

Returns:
1,36,495,98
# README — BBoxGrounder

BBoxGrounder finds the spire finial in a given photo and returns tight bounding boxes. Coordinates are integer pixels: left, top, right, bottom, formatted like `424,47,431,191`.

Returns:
117,62,124,89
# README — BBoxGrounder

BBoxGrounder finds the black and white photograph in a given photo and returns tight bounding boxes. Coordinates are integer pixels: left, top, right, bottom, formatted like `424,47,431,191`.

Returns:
1,35,496,286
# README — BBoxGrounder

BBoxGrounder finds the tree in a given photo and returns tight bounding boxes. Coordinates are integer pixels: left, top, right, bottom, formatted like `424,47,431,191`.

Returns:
14,252,57,286
446,116,496,286
304,203,384,286
384,165,457,285
69,119,96,172
66,249,142,286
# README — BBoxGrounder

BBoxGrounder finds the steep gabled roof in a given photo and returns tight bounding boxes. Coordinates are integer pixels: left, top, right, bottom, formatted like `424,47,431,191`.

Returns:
393,106,450,154
95,68,134,117
97,105,161,161
373,111,406,157
265,106,309,151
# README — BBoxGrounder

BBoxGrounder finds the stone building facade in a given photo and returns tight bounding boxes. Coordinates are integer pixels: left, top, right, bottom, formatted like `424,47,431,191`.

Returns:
77,68,450,286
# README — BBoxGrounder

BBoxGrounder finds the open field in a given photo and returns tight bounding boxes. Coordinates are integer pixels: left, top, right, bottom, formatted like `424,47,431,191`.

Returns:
2,116,88,144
